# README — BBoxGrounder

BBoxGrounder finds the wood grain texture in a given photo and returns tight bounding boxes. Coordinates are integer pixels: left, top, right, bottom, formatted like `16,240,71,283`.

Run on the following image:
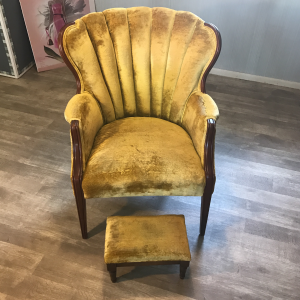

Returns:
0,67,300,299
200,119,216,236
70,120,87,239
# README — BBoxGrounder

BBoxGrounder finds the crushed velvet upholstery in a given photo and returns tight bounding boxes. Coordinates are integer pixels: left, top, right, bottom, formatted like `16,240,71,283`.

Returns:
182,91,219,167
105,215,191,264
82,117,205,199
65,92,103,170
62,7,219,198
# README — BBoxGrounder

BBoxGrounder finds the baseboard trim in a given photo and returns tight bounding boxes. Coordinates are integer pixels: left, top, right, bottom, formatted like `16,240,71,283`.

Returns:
210,68,300,90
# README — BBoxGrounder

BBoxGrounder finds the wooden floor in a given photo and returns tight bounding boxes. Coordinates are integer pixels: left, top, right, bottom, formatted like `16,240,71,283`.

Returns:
0,67,300,300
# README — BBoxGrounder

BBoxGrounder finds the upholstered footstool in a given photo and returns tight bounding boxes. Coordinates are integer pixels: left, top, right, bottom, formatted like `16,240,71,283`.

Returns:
105,215,191,283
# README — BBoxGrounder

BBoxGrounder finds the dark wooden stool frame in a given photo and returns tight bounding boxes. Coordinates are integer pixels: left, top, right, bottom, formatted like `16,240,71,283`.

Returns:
107,261,190,283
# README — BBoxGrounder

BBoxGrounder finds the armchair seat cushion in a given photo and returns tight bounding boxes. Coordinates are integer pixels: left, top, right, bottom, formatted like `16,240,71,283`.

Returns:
82,117,205,199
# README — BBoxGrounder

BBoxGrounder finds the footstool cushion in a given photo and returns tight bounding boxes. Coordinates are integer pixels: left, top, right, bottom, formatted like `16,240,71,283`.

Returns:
105,215,191,264
105,215,191,282
104,215,191,282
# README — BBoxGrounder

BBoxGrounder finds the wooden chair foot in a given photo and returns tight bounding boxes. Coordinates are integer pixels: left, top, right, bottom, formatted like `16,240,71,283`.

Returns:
200,192,212,236
180,261,189,279
81,230,88,239
74,191,88,239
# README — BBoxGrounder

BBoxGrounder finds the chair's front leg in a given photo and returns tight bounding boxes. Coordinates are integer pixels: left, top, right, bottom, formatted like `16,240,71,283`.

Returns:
71,120,88,239
200,119,216,236
73,179,87,239
200,188,213,236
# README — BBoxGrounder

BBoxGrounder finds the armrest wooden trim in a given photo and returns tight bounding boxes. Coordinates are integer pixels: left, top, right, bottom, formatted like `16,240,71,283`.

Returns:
204,118,216,194
201,23,222,94
71,119,85,207
70,120,87,238
70,120,83,184
58,22,81,94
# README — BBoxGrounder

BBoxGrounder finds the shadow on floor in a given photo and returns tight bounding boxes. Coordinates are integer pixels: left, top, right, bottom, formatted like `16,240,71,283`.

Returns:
87,196,170,238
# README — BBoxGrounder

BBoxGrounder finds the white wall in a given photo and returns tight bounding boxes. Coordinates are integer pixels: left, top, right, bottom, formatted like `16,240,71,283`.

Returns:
94,0,300,84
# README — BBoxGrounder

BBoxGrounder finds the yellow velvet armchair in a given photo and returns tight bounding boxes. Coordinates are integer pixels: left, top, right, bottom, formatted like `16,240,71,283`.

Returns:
58,7,221,239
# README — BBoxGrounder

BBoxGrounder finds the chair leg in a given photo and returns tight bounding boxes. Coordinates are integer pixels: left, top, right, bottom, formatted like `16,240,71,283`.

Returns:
107,264,117,283
200,189,213,236
74,191,88,239
180,261,189,279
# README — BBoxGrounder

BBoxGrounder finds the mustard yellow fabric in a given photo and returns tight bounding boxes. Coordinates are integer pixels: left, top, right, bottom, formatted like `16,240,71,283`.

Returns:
182,92,219,167
63,19,115,123
127,7,152,116
82,118,205,199
169,20,217,124
82,13,124,120
64,92,104,171
105,215,191,264
151,8,176,118
62,8,217,123
62,7,219,198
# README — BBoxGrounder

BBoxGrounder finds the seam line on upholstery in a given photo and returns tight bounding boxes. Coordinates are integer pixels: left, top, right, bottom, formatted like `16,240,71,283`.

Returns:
103,11,126,119
126,8,137,116
103,10,129,118
167,15,198,120
160,10,176,118
83,16,116,122
148,9,153,117
150,10,153,117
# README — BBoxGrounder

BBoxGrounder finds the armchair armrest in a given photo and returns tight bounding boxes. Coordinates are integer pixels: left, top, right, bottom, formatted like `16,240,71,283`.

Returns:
182,91,219,168
182,91,219,236
65,92,104,172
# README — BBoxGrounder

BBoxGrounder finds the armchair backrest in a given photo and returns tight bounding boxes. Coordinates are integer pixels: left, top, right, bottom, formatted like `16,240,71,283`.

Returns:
60,7,219,125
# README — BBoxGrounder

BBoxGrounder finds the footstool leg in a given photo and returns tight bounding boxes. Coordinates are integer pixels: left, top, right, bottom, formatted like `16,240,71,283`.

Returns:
107,264,117,283
180,261,190,279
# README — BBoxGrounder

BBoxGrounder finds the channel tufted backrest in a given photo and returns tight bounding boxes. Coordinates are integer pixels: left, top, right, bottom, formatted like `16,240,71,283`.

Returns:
62,7,217,125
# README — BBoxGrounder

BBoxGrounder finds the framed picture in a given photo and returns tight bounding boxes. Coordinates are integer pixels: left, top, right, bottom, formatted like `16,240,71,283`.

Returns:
19,0,96,72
